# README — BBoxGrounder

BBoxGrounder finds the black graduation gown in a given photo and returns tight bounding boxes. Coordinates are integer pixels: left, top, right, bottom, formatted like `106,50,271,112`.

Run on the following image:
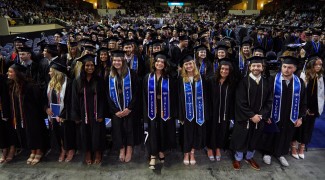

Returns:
71,76,106,152
206,77,235,150
304,41,325,59
196,59,214,80
260,77,306,157
178,77,207,153
45,78,76,151
294,76,325,144
107,70,139,150
0,74,14,149
168,46,190,78
143,73,177,156
127,55,145,145
9,82,49,150
230,76,273,152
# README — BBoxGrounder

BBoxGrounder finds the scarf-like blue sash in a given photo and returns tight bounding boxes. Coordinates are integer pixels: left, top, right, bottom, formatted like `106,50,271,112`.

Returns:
148,74,170,121
199,60,206,76
271,73,301,123
131,55,138,71
184,78,205,125
109,69,132,111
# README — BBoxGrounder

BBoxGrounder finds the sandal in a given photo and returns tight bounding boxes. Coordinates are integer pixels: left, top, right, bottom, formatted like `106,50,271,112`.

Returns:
85,152,92,165
5,148,15,163
124,146,132,163
27,154,35,165
94,152,102,165
0,149,7,163
65,150,75,162
31,154,42,165
149,156,156,170
119,148,125,162
58,150,66,162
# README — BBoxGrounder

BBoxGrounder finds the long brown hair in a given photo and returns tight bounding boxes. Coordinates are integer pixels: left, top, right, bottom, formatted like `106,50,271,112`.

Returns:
110,57,129,78
305,59,324,83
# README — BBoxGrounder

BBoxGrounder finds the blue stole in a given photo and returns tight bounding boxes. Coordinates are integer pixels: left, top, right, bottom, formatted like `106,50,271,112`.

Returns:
131,55,138,71
312,41,320,53
239,53,244,73
199,60,206,76
109,69,132,111
226,30,232,37
213,61,218,73
184,77,205,126
148,74,170,121
258,36,262,45
271,73,301,124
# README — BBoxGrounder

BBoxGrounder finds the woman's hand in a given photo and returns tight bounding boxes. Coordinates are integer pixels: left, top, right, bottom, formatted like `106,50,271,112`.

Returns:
46,108,53,116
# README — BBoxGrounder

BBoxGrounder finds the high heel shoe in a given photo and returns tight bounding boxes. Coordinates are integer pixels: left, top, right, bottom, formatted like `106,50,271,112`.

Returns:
291,145,299,159
183,153,189,165
298,144,305,159
215,149,221,161
207,149,215,161
149,156,156,170
190,151,196,165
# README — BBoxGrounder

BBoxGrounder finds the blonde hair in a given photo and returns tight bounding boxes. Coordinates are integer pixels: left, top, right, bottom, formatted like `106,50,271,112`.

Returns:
49,68,65,93
181,60,201,82
73,51,87,78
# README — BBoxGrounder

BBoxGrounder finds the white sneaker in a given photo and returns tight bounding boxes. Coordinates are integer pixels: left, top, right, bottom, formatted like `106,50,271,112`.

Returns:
263,155,271,165
278,156,289,167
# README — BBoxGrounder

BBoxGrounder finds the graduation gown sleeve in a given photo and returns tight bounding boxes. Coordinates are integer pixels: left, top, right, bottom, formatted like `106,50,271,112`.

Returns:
235,78,255,121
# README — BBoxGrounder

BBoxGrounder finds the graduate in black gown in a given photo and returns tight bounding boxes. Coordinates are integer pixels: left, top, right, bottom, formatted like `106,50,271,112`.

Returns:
206,58,235,162
194,45,213,80
107,50,139,163
71,54,106,165
234,37,252,79
260,56,306,167
178,54,208,166
230,56,273,170
45,60,75,163
7,63,48,165
96,47,111,79
292,55,324,159
123,40,145,146
0,71,13,163
143,51,177,169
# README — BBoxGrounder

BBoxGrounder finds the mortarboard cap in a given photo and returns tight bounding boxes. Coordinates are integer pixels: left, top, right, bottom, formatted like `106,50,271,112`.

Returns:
49,60,68,74
280,56,300,65
10,63,27,73
194,44,208,52
111,50,125,58
76,54,96,64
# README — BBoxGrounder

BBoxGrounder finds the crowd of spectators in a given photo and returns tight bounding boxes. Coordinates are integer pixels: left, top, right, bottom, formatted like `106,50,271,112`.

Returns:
259,1,325,29
0,0,96,26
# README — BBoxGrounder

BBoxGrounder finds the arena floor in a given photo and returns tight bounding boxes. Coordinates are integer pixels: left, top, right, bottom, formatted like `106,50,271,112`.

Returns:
0,147,324,180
